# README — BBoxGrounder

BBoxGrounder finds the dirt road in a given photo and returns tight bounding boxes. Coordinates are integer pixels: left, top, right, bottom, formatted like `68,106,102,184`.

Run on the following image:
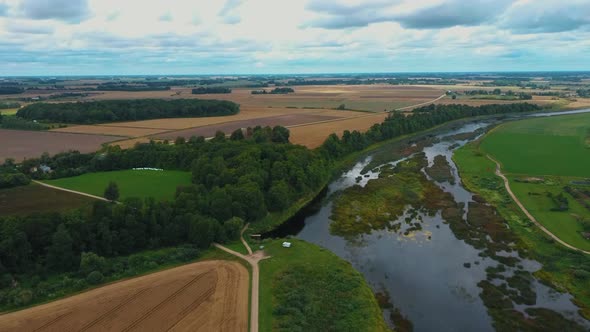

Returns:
214,224,269,332
488,155,590,255
33,180,111,202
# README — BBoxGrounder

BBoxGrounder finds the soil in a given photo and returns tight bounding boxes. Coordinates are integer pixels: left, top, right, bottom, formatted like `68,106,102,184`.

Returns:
0,260,248,332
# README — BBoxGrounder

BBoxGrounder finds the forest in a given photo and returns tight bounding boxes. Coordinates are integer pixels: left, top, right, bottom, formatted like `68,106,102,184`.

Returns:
0,87,24,95
16,99,240,124
251,87,294,94
0,102,541,310
192,87,232,94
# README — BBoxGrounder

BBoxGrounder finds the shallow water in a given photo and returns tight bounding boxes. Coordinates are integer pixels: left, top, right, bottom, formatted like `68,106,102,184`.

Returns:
289,117,589,331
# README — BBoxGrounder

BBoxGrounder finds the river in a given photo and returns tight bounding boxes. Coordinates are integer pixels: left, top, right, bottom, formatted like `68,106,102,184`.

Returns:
273,109,590,331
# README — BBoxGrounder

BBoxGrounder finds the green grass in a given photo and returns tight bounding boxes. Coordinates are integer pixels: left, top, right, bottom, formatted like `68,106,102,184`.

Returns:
0,184,94,217
454,142,590,320
43,170,191,201
480,113,590,177
259,239,389,332
509,177,590,251
0,108,18,115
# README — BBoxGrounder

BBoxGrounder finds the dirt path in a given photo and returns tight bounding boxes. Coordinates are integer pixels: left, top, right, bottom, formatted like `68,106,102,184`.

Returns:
396,93,446,111
214,224,269,332
33,180,114,202
487,155,590,255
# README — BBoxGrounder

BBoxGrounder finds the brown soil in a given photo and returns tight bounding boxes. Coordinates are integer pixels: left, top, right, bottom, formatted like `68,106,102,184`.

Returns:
0,129,124,161
51,125,167,138
156,113,342,140
0,260,249,332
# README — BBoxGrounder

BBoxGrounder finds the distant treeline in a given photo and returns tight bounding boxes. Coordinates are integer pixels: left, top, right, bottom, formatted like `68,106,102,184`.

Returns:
192,87,232,94
17,99,239,124
0,114,49,131
462,89,532,100
96,83,171,92
0,87,25,95
251,87,294,95
0,101,20,109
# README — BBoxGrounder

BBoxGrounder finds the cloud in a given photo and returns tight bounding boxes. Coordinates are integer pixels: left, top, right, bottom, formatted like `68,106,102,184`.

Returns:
159,12,173,22
395,0,512,29
304,0,395,29
20,0,90,23
219,0,242,24
500,1,590,33
5,22,54,34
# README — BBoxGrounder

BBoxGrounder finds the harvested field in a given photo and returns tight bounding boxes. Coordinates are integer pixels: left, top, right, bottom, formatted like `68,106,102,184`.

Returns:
51,125,167,137
0,260,248,332
106,107,362,130
289,113,389,148
0,129,124,161
156,113,342,140
0,184,94,217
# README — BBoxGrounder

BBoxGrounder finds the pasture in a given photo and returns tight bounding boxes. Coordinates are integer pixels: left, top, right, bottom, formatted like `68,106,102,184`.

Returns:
0,260,249,332
0,184,94,217
479,112,590,251
0,129,124,161
43,169,191,201
481,112,590,177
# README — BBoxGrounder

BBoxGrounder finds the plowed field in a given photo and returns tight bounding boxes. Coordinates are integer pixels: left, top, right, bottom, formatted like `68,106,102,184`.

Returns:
0,260,248,332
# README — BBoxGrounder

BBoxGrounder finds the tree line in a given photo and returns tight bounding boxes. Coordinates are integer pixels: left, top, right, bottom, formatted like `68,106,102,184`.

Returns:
16,99,239,124
251,87,294,95
192,87,232,94
0,87,25,95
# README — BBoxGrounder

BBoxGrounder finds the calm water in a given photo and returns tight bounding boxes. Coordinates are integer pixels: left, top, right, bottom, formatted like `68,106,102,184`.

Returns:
288,115,590,331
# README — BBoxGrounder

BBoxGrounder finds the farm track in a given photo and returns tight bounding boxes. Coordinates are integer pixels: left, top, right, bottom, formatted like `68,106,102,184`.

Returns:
214,223,269,332
488,155,590,255
33,180,113,203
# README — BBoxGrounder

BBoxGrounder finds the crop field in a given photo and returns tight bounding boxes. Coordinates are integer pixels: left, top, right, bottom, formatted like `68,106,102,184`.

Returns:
481,112,590,177
51,125,167,137
0,129,124,161
0,108,18,115
0,260,248,332
156,113,342,140
0,184,94,217
43,169,192,201
479,112,590,250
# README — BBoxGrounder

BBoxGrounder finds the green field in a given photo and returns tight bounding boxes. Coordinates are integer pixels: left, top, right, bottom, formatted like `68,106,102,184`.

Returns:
0,108,18,115
478,113,590,251
454,143,590,320
43,170,191,201
0,184,94,217
259,239,388,332
480,113,590,177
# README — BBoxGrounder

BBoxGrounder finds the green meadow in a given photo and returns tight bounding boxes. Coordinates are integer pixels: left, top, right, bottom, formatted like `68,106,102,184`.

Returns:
480,112,590,177
44,169,191,201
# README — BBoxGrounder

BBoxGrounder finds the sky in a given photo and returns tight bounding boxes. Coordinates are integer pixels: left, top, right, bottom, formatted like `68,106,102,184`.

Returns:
0,0,589,75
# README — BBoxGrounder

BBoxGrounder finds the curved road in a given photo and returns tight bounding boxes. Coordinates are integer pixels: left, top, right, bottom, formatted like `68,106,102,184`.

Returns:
214,224,269,332
487,155,590,255
33,180,113,202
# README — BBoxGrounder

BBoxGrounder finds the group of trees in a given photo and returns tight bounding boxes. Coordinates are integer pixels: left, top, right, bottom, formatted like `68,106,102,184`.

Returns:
0,115,49,130
0,160,30,189
0,87,24,95
191,87,232,94
251,87,295,95
462,89,533,100
17,99,240,124
96,83,171,91
0,101,20,109
318,103,541,160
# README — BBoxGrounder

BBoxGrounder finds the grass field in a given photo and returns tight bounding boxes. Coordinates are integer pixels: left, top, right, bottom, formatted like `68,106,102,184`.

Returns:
0,184,94,217
0,108,18,115
454,143,590,320
259,238,388,332
43,169,191,201
480,113,590,177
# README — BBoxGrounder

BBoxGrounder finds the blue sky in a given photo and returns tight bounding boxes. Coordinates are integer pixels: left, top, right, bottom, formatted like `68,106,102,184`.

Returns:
0,0,589,75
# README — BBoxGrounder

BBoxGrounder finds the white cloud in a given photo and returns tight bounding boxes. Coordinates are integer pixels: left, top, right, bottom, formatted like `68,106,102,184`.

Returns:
0,0,588,75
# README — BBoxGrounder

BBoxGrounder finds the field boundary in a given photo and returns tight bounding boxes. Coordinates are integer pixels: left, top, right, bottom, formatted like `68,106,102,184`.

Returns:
487,155,590,255
33,180,114,203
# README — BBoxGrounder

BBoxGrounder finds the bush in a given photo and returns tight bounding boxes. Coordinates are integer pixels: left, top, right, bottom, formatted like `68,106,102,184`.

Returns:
86,271,104,285
573,269,590,279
